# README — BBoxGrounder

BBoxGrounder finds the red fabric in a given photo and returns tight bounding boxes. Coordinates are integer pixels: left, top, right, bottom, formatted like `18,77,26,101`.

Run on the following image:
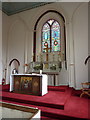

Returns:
0,85,89,120
0,84,10,91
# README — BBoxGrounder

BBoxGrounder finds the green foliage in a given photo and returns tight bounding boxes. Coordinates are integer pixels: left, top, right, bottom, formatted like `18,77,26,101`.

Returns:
33,64,43,70
50,65,56,70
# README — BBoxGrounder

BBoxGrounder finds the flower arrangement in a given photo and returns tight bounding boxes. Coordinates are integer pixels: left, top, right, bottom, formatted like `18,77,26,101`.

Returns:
33,64,43,70
50,64,56,70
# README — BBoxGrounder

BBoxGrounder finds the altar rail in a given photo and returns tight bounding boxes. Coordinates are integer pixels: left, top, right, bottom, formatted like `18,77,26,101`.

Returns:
0,101,40,119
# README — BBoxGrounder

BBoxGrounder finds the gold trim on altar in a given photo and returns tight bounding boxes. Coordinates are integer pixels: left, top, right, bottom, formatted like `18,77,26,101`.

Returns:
21,77,32,81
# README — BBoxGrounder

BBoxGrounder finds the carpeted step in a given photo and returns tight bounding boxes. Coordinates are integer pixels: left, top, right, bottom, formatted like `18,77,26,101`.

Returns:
2,95,64,109
1,99,88,120
1,90,69,110
0,84,10,91
41,111,87,120
41,116,57,120
0,86,88,120
48,85,68,92
2,92,66,109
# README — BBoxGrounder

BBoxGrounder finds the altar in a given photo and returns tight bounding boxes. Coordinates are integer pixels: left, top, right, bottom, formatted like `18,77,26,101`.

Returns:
10,74,48,96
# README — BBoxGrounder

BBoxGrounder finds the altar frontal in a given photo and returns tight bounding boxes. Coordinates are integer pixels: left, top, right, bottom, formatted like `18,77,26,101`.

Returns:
10,74,48,96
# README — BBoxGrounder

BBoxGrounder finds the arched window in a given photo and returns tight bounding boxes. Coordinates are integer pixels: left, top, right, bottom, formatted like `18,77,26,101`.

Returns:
33,10,66,62
42,19,60,53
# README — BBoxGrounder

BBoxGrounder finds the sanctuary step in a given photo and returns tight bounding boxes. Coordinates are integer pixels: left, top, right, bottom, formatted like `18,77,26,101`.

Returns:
1,85,70,110
41,116,58,120
48,85,68,92
1,90,66,109
1,97,88,120
0,84,10,91
0,85,89,120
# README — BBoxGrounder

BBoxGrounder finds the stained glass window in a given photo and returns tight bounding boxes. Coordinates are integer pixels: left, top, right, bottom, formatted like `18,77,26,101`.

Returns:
42,23,50,53
51,21,60,52
42,19,60,52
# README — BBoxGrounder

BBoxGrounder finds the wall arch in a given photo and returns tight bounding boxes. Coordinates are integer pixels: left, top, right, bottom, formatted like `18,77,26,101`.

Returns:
33,10,66,62
6,19,26,84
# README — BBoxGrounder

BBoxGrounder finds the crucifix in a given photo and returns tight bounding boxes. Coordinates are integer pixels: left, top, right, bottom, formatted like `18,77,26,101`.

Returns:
44,45,51,61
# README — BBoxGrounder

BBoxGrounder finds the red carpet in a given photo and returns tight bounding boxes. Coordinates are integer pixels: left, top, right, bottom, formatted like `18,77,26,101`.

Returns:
0,84,89,120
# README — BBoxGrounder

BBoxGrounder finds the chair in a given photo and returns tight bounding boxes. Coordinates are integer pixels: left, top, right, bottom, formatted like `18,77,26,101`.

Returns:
80,82,90,97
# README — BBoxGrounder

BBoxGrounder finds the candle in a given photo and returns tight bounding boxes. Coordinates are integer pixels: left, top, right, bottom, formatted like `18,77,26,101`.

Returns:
40,70,42,74
24,64,28,73
40,53,43,62
58,52,61,61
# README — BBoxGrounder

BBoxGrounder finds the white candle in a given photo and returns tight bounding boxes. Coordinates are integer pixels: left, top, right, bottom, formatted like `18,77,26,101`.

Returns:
40,70,42,74
25,66,27,73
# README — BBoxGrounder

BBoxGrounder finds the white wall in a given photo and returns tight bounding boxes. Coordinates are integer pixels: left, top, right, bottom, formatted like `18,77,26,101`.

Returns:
73,3,88,89
2,2,88,88
88,2,90,82
2,12,10,84
0,10,2,84
7,16,27,83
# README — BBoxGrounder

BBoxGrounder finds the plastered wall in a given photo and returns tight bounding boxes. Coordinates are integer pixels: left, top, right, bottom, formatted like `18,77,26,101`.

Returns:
2,2,88,89
73,3,88,89
0,10,2,84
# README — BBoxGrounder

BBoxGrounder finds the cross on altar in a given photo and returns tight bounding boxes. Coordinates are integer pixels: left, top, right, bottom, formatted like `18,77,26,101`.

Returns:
44,45,51,61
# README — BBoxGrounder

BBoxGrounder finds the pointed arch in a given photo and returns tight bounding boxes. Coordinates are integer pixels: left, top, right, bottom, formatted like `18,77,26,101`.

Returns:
9,59,20,66
33,10,66,62
41,19,60,53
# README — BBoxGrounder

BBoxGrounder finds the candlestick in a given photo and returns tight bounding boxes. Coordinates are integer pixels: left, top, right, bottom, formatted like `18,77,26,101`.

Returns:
31,55,34,62
40,53,43,62
37,55,38,62
24,64,28,74
53,53,55,61
58,52,61,61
